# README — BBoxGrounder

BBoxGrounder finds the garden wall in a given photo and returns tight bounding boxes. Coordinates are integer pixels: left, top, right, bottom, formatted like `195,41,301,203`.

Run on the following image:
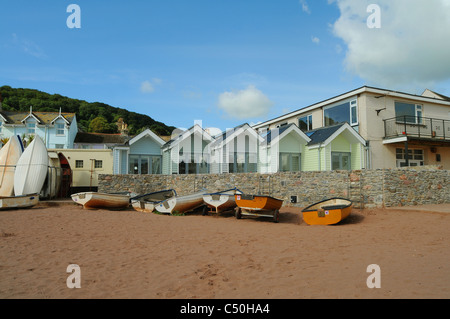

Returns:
98,166,449,209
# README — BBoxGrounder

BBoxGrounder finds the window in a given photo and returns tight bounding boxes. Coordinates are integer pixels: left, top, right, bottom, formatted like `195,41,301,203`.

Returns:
0,121,2,134
56,123,65,135
129,155,162,174
396,148,424,167
27,122,36,134
55,144,64,149
75,160,83,168
279,153,301,172
324,99,358,127
94,160,103,169
395,102,423,124
331,152,351,170
298,115,313,132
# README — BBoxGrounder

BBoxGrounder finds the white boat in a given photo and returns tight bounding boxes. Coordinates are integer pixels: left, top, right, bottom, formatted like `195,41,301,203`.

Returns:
203,188,243,214
71,192,131,210
0,194,39,210
131,189,177,213
154,190,207,215
0,135,24,197
13,136,49,196
40,152,62,199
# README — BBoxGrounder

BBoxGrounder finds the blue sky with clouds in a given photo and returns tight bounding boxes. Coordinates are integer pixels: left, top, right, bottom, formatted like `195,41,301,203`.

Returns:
1,0,450,133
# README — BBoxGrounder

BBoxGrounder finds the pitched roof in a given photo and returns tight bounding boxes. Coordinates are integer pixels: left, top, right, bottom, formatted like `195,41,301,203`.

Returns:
0,110,76,125
305,122,367,147
306,123,345,146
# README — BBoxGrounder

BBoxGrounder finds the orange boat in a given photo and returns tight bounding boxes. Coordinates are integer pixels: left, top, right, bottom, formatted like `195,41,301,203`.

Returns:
235,194,283,223
302,198,352,225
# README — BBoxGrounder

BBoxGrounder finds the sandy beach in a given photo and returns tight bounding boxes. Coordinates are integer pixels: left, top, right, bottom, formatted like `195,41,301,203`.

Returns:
0,203,448,299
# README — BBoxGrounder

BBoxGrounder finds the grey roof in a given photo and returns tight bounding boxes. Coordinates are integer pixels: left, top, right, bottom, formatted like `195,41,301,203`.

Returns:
263,123,296,144
305,123,346,146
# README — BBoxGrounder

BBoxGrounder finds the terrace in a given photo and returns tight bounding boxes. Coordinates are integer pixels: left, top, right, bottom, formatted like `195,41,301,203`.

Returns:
384,116,450,145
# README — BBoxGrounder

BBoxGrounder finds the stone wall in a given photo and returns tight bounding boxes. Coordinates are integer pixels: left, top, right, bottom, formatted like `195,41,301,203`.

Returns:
98,166,449,209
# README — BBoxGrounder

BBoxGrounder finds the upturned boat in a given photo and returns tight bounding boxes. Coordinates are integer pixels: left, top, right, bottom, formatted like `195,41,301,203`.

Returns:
302,198,352,225
13,136,49,196
131,189,177,213
0,135,24,197
154,190,207,215
71,192,131,210
203,188,243,214
235,194,283,223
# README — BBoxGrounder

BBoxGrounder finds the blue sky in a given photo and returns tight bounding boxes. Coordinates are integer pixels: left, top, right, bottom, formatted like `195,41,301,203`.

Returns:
1,0,450,133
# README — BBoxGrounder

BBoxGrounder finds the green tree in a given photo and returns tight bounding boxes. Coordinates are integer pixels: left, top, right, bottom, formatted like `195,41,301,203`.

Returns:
88,116,117,133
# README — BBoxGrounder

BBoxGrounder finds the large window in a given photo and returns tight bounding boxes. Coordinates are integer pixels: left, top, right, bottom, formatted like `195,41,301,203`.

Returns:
279,153,301,172
324,100,358,127
331,152,351,170
298,114,312,132
395,102,423,124
129,155,162,174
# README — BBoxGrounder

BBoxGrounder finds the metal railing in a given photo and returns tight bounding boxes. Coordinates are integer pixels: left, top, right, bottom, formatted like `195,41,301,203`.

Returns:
384,116,450,140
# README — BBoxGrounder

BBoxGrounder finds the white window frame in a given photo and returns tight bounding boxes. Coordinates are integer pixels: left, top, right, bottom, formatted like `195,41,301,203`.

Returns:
298,114,313,131
56,123,65,136
323,98,358,127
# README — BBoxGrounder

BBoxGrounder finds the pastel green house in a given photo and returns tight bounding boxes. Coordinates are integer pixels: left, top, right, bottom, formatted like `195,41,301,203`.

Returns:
303,123,367,171
259,124,311,173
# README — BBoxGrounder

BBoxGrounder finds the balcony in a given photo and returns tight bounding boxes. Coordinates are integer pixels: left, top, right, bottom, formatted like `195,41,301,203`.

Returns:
384,116,450,144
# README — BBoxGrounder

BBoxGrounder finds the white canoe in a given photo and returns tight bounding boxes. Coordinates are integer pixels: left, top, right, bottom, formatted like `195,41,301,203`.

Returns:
155,190,207,215
131,189,177,213
203,188,243,214
13,136,49,196
40,152,62,199
71,192,131,210
0,194,39,210
0,135,24,197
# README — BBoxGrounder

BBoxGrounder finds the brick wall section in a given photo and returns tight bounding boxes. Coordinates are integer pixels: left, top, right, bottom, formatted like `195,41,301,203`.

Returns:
98,166,449,209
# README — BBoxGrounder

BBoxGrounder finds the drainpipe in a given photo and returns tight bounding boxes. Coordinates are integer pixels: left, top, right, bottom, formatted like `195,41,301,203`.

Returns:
318,143,323,171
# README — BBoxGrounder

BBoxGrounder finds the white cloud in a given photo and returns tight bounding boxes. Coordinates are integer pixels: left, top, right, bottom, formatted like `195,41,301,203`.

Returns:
218,85,274,120
330,0,450,88
140,78,162,94
311,36,320,44
299,0,311,14
11,33,46,59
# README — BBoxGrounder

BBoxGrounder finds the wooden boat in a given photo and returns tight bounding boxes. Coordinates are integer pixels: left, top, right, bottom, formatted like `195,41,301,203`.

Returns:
0,194,39,210
302,198,353,225
154,190,207,215
71,192,131,210
0,135,24,196
13,136,49,196
235,194,284,223
203,188,243,214
131,189,177,213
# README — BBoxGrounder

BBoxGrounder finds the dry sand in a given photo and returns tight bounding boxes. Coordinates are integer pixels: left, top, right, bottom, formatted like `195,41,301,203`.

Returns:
0,203,448,299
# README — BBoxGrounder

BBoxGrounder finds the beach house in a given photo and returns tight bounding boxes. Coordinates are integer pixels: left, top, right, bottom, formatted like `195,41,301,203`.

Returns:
0,107,78,149
253,86,450,170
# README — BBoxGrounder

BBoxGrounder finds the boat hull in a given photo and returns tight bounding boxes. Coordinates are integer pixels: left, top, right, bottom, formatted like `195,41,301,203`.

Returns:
0,194,39,210
0,136,24,197
235,194,283,211
155,191,206,214
131,189,177,213
71,192,130,210
302,198,352,225
203,188,243,213
14,136,49,196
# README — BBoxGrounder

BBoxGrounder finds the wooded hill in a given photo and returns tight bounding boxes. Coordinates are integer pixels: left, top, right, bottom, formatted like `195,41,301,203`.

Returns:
0,85,176,136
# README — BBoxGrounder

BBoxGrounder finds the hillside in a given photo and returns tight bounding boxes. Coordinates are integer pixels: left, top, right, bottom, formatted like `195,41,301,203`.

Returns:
0,85,176,136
